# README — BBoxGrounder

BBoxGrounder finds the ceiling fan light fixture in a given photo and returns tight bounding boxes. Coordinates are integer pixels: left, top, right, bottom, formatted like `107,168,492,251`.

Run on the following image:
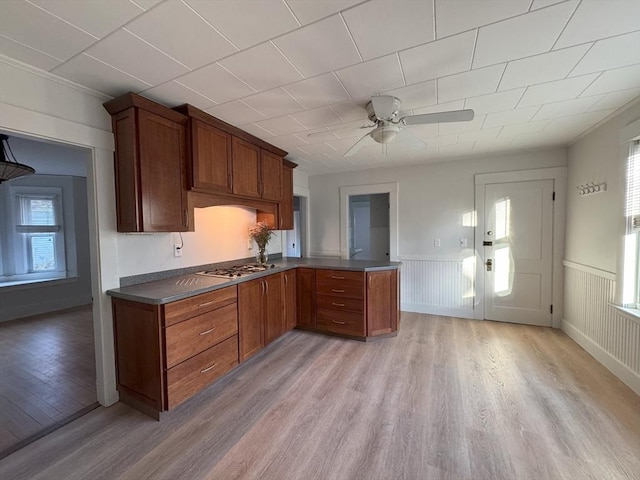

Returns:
371,125,400,144
0,134,35,184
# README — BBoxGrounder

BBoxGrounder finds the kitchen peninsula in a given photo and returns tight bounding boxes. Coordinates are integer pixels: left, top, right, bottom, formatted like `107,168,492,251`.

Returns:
107,258,400,419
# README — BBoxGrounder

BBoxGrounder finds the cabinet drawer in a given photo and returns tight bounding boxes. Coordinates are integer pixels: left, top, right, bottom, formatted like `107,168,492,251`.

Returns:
166,335,238,409
316,270,364,299
316,309,365,337
164,286,237,326
316,294,364,313
165,302,238,368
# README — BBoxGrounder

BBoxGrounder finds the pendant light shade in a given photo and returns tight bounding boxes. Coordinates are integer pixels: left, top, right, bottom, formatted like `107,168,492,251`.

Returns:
0,134,35,183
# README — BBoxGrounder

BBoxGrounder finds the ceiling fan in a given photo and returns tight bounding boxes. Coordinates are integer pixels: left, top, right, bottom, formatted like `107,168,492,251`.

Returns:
309,95,474,157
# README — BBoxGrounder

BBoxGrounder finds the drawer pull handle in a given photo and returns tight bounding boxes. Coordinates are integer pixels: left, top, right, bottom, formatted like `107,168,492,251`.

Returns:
198,300,217,307
332,289,345,293
200,362,217,374
332,320,346,325
332,302,345,307
199,327,216,336
331,276,345,280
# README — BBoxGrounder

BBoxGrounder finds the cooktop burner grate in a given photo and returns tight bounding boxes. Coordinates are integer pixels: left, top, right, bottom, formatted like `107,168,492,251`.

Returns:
196,263,275,278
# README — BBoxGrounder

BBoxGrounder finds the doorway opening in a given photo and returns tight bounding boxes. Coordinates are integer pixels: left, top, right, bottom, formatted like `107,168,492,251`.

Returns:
0,134,98,458
348,193,390,260
340,182,399,261
285,195,306,258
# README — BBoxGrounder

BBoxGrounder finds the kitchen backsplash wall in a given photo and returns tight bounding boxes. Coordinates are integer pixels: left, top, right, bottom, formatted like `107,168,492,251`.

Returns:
116,205,283,278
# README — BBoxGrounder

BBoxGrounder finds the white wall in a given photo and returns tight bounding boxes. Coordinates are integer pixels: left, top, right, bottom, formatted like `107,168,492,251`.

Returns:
0,57,307,406
563,101,640,394
309,149,567,317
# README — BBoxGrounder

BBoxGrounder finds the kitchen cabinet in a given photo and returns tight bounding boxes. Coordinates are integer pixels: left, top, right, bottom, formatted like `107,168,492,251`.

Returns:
279,161,295,230
189,118,232,194
283,270,297,330
260,149,283,202
296,268,316,329
111,285,238,419
366,270,399,337
232,136,261,198
312,269,400,339
104,93,189,233
316,269,366,337
238,272,284,362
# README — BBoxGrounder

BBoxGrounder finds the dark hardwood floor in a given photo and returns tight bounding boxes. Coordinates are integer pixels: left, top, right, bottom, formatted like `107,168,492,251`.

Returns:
0,312,638,480
0,305,98,458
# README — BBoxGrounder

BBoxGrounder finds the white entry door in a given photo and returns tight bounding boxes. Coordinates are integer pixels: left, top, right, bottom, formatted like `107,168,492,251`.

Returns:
482,179,554,326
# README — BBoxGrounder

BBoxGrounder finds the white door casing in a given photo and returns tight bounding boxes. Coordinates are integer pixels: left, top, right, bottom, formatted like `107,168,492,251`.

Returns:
483,179,554,326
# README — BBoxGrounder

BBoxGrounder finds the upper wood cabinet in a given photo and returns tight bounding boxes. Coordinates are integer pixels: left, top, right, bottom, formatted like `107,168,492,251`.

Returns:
104,93,190,233
260,149,282,202
232,136,261,198
189,119,232,194
279,161,295,230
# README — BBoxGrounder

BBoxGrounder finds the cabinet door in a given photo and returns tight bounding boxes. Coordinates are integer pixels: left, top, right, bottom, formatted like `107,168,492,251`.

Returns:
260,150,282,201
264,273,284,345
279,164,294,230
138,109,188,232
232,137,260,198
191,119,232,194
283,270,297,330
366,270,398,336
238,278,264,361
296,268,316,328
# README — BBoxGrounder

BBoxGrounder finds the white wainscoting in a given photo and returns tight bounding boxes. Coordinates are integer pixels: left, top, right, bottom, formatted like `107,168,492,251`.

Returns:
399,257,475,319
562,261,640,394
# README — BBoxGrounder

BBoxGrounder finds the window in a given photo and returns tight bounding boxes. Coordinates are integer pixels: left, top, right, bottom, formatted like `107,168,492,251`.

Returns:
0,185,67,285
622,140,640,308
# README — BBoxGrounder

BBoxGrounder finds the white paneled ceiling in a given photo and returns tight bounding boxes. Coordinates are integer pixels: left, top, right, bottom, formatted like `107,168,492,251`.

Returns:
0,0,639,176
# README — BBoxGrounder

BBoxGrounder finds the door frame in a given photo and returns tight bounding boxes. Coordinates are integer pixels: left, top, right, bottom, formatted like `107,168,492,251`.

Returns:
474,167,567,327
340,183,399,261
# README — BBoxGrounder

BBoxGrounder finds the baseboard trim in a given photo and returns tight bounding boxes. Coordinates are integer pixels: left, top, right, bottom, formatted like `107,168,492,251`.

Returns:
561,319,640,395
402,303,476,319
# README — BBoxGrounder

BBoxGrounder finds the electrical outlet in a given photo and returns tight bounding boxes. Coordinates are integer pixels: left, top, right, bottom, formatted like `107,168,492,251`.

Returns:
248,238,253,250
433,238,441,247
174,244,182,257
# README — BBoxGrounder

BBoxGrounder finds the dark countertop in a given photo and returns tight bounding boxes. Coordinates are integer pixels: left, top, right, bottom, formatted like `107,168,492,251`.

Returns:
107,257,401,305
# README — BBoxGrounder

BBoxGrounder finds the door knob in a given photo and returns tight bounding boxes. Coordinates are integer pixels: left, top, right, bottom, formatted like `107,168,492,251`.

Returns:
487,230,493,236
485,259,493,271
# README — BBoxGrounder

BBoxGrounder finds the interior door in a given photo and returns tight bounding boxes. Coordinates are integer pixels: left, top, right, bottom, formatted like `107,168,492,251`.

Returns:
483,179,553,326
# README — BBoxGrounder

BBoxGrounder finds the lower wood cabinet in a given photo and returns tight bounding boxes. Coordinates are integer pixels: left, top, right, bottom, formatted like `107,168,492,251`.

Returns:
296,268,316,328
111,266,399,419
111,285,239,419
238,272,284,362
311,269,399,339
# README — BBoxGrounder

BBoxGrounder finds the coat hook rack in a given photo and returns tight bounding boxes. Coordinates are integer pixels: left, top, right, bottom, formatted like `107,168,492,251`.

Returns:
577,182,606,196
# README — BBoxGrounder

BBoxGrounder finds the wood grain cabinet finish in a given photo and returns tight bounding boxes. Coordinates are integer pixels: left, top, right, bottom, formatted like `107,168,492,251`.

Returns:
104,93,189,233
189,118,232,194
296,268,316,328
260,149,282,202
283,270,297,331
232,136,261,198
111,285,238,419
238,273,284,362
313,269,399,339
279,162,295,230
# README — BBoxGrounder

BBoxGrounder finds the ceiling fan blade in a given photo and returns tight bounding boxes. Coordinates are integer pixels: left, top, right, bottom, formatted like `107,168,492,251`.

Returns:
307,124,373,138
370,95,399,120
401,109,475,126
344,132,374,157
395,128,428,149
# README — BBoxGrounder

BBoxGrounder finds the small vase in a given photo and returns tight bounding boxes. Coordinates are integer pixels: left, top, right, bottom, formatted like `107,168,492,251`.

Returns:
256,247,268,265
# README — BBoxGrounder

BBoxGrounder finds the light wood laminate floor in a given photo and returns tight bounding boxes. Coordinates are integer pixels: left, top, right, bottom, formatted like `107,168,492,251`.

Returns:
1,313,638,480
0,305,97,458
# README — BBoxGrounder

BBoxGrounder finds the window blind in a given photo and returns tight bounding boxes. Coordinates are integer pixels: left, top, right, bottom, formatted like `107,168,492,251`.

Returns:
626,140,640,231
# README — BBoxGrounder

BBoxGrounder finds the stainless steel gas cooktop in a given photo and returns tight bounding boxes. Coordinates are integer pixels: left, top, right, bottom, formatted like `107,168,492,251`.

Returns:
196,263,275,279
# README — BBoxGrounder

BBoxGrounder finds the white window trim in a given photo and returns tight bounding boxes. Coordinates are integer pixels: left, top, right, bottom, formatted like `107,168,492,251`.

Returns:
616,118,640,309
